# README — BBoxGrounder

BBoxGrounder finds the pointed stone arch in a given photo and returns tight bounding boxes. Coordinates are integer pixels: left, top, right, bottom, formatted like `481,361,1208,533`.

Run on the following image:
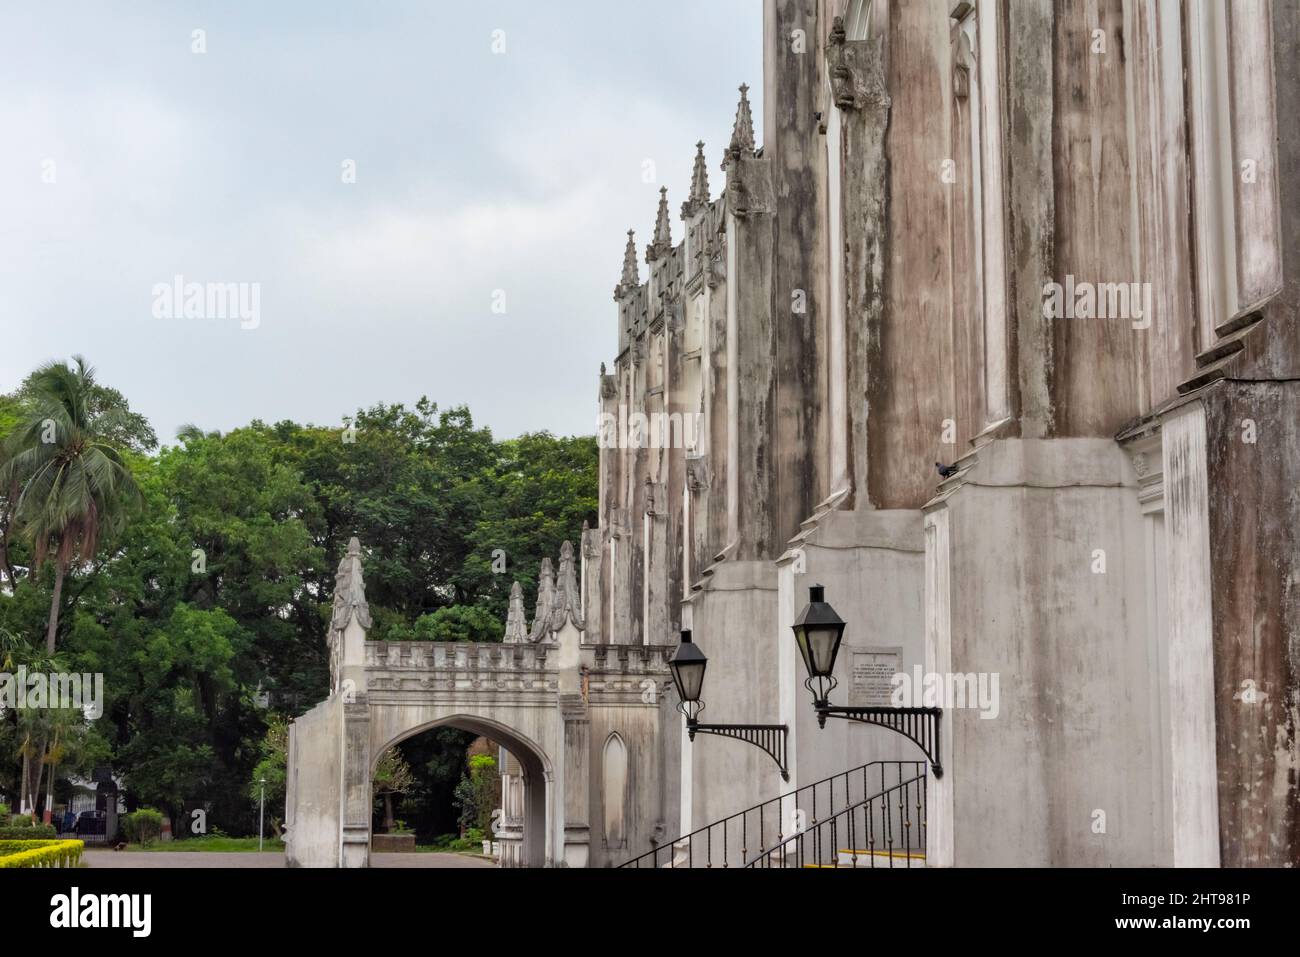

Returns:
373,712,554,868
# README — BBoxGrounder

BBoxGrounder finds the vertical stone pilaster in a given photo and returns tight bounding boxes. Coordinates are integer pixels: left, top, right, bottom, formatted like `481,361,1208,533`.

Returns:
765,0,829,540
1161,404,1221,867
339,698,371,868
829,22,890,506
560,693,591,867
725,152,777,559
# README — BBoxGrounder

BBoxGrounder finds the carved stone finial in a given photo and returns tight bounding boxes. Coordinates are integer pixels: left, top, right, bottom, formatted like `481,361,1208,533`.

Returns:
528,558,556,642
330,536,372,636
725,84,756,167
682,141,710,219
615,229,639,298
503,580,528,643
550,540,585,632
646,188,673,263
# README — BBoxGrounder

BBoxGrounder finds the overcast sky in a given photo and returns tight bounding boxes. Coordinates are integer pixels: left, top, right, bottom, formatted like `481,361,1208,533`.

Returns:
0,1,762,444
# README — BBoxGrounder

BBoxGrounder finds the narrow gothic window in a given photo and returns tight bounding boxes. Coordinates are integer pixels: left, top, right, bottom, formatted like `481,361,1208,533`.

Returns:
603,733,628,848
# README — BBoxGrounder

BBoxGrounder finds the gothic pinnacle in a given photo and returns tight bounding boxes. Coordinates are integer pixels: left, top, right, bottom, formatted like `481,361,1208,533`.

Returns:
646,187,672,263
726,83,756,166
682,141,710,218
615,228,639,298
503,580,528,643
528,557,556,641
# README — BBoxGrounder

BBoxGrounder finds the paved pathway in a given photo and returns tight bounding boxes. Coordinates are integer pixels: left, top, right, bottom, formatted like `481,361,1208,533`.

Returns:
82,850,495,868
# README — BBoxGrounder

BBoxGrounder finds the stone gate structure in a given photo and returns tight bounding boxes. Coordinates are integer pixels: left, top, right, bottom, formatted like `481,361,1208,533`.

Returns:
284,539,675,868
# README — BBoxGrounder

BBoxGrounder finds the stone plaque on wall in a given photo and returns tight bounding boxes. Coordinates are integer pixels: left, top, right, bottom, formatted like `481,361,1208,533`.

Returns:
847,646,902,708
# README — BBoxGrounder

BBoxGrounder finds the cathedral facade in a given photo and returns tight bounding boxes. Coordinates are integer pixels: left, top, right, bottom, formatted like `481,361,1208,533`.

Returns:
576,0,1299,866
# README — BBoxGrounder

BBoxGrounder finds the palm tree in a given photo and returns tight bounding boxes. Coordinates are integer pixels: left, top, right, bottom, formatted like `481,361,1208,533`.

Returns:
0,357,140,652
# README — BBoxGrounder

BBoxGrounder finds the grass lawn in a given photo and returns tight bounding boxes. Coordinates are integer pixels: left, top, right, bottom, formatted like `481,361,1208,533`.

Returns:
412,844,490,857
117,835,285,852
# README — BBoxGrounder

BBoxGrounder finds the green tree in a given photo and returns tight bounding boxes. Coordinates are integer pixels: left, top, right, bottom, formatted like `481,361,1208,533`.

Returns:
452,753,500,836
0,358,143,652
249,713,289,833
372,746,415,832
462,432,598,621
0,364,599,837
411,605,500,643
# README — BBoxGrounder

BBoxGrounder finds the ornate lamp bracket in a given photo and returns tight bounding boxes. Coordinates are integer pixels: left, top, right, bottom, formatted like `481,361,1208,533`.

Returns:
816,706,944,779
679,701,789,782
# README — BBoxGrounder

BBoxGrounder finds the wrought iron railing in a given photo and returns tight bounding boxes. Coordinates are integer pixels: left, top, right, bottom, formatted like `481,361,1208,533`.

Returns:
745,769,926,869
618,760,924,868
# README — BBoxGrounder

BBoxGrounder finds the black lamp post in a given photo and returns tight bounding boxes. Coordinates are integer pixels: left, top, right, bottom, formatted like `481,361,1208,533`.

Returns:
791,585,944,777
669,630,789,781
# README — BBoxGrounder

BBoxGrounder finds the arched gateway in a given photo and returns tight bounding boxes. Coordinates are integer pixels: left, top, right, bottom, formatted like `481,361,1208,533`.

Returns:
284,539,674,867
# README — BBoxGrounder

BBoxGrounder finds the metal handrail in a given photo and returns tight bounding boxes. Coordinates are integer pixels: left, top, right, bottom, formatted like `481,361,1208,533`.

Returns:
618,760,924,868
745,771,927,869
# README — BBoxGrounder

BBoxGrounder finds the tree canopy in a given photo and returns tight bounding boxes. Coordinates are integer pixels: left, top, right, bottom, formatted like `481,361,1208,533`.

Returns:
0,360,596,835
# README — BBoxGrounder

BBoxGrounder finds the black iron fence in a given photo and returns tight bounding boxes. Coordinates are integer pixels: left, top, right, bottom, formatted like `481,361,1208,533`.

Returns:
619,760,925,868
745,768,926,868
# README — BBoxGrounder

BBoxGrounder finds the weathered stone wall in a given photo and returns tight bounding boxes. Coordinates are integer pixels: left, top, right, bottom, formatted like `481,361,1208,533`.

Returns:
777,509,926,789
1203,382,1300,866
935,439,1166,866
682,562,782,827
284,696,344,868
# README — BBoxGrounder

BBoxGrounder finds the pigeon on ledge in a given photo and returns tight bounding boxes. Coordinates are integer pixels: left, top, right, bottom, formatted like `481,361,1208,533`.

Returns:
935,461,960,479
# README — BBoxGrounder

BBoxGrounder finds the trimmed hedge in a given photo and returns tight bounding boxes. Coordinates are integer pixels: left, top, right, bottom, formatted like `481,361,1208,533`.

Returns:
0,839,84,868
0,825,56,840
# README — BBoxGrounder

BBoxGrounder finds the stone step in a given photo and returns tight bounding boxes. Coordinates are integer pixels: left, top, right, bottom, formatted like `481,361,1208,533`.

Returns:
797,848,927,868
837,847,925,866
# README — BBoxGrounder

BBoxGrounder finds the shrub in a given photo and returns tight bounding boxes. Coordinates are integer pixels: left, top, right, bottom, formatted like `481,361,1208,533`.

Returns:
0,839,83,868
0,804,8,818
8,815,33,828
121,809,164,845
0,825,56,840
426,829,485,852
